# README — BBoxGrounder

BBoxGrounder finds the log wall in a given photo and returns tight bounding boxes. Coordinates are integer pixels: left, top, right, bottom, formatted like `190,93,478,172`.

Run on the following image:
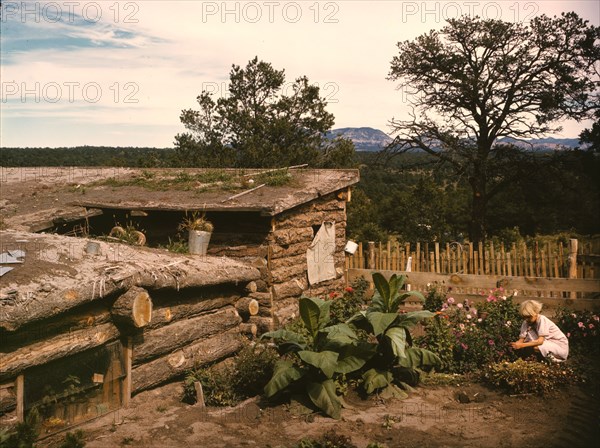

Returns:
0,278,259,424
197,190,350,331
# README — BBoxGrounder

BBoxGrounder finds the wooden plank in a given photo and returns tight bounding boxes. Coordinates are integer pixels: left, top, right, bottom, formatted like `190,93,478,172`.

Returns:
16,375,24,422
122,337,133,407
387,241,391,271
507,252,512,277
368,242,375,269
569,239,578,299
490,242,495,276
416,243,421,272
473,251,479,275
359,242,364,269
435,242,440,274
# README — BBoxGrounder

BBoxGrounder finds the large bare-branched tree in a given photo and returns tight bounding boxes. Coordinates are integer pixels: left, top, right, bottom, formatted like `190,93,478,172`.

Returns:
387,13,599,244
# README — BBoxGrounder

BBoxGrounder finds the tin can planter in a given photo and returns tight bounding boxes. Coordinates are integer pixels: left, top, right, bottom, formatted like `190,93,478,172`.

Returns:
188,229,212,255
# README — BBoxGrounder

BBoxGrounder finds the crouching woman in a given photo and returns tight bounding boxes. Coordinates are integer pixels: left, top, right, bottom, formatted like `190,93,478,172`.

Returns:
510,300,569,362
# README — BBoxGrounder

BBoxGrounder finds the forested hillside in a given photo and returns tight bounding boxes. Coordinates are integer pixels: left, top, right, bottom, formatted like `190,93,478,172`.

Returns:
2,146,598,242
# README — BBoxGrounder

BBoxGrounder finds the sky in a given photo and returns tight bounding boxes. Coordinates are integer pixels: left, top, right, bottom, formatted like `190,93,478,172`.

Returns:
1,0,599,148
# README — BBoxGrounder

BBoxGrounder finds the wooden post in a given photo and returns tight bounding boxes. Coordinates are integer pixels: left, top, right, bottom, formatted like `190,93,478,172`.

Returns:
122,337,132,407
569,239,578,299
435,242,440,274
16,374,24,422
368,242,375,269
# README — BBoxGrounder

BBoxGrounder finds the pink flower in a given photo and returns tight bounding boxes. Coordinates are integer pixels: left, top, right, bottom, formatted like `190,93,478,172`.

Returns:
593,315,599,322
447,297,455,304
459,323,465,331
571,313,577,318
471,309,478,315
578,322,585,328
589,324,595,329
486,296,496,302
488,340,495,346
466,314,472,320
567,332,571,338
457,303,463,309
478,318,483,323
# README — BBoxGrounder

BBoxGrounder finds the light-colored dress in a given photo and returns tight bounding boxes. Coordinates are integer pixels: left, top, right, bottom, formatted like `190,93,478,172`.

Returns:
519,315,569,361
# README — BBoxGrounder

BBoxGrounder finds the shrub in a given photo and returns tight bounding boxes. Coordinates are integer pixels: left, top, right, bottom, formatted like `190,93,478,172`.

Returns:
328,277,370,324
483,359,577,395
554,308,600,355
417,287,521,373
182,343,278,406
60,430,86,448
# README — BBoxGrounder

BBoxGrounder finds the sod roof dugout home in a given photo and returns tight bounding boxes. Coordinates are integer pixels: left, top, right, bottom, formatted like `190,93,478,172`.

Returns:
0,167,359,433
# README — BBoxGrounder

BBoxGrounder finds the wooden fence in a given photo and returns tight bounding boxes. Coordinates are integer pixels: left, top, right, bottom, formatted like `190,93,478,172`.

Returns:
345,239,598,279
346,269,600,314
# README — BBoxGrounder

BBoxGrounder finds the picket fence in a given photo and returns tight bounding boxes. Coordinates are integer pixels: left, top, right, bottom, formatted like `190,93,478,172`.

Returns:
345,239,598,279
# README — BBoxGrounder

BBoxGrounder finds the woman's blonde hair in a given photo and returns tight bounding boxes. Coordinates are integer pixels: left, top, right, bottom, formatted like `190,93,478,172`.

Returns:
519,300,543,317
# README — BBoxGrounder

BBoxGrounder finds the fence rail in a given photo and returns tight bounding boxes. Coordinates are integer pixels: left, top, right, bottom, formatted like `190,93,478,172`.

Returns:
346,269,600,313
345,239,598,279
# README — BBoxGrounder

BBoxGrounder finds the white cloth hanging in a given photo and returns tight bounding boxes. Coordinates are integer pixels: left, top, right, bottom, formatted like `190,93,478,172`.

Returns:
307,221,336,285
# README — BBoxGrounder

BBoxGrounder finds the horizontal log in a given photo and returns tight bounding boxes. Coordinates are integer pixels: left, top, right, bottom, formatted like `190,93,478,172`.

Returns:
271,263,308,284
132,308,241,365
274,211,346,230
239,323,257,338
304,198,346,213
1,305,111,350
270,227,314,246
235,297,259,319
245,281,258,293
131,329,243,393
207,244,268,258
270,253,307,270
0,381,16,414
111,287,153,329
347,270,600,294
305,277,346,298
270,241,311,260
254,280,269,292
248,316,274,334
0,322,120,382
272,297,299,328
0,254,260,332
272,278,308,301
148,293,239,329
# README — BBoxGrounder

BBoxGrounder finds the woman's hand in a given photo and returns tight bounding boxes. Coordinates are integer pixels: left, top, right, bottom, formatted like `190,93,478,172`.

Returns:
511,341,524,349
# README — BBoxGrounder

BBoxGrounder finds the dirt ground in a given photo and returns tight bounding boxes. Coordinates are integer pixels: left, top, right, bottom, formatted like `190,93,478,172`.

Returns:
36,368,600,448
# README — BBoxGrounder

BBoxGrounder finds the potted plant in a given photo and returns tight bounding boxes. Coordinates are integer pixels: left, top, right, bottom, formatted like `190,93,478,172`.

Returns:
179,212,213,255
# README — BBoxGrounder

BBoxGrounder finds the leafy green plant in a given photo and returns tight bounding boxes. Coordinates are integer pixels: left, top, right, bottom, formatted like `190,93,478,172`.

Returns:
182,343,278,406
483,359,577,395
348,273,440,396
178,211,213,232
328,278,370,324
2,408,40,448
262,296,376,419
59,430,86,448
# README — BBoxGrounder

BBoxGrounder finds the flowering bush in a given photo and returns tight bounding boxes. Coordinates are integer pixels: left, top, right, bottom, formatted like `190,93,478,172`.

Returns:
554,308,600,355
417,287,521,373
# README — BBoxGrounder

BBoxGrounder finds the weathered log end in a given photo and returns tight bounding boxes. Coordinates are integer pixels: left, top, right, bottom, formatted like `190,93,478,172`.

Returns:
112,287,153,329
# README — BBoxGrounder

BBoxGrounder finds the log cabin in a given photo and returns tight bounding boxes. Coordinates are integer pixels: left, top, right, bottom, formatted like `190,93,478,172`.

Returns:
0,167,359,433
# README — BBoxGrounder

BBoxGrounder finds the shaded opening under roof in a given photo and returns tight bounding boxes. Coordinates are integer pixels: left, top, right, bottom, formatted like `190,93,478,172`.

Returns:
47,209,272,249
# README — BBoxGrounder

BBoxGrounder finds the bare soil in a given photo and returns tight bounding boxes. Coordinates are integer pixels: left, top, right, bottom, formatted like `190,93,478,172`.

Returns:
37,372,600,448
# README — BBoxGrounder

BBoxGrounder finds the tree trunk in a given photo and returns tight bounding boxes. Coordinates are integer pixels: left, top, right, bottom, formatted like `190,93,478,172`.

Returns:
131,329,243,393
111,287,153,329
469,168,488,246
0,323,120,381
131,308,241,365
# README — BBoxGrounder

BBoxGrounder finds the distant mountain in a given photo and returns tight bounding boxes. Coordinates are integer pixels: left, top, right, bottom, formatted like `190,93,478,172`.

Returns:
498,137,580,150
327,127,392,152
328,127,581,152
